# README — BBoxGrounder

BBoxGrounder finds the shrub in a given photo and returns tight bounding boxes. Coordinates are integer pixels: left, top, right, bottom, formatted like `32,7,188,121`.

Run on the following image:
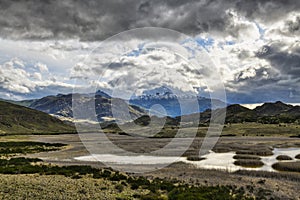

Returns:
0,141,66,155
115,184,124,192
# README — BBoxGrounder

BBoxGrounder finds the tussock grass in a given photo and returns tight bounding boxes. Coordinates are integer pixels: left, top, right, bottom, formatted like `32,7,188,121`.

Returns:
186,156,206,161
236,149,273,156
234,170,300,182
233,154,261,160
234,159,264,168
272,161,300,173
276,155,293,161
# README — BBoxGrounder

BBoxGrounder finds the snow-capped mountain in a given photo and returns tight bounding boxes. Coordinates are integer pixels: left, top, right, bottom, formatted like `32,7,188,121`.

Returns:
130,86,226,117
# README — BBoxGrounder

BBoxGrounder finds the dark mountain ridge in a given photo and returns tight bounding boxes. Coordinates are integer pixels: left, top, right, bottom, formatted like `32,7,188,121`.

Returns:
29,93,146,122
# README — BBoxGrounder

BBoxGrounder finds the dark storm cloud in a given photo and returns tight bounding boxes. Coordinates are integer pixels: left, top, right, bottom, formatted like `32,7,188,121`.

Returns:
285,16,300,35
0,0,299,41
225,41,300,103
1,0,299,103
0,0,139,41
234,0,300,24
256,43,300,79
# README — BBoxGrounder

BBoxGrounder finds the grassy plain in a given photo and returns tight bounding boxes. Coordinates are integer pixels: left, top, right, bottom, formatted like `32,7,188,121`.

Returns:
0,122,300,199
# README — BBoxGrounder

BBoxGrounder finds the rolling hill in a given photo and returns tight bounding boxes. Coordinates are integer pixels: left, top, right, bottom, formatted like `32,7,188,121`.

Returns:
0,100,76,135
254,101,294,116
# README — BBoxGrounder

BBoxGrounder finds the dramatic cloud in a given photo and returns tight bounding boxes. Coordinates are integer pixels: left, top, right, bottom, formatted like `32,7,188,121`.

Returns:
0,0,299,103
0,0,298,41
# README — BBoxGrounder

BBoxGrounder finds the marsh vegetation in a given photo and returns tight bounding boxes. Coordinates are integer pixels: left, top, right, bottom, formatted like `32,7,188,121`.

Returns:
234,159,264,168
272,162,300,173
0,141,66,156
276,155,293,160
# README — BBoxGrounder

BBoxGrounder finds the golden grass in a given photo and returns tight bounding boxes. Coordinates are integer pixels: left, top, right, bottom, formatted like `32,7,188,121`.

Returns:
0,174,146,200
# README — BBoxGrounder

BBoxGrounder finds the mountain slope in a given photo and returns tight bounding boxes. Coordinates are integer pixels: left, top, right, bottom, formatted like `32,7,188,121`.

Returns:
224,104,257,123
254,101,294,116
0,100,75,134
0,98,36,107
195,104,257,124
286,106,300,117
29,93,147,122
29,94,73,118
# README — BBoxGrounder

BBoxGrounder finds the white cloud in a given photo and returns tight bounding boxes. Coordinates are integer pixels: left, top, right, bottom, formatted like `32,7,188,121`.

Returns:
0,58,75,97
32,72,42,80
34,62,48,73
0,59,34,93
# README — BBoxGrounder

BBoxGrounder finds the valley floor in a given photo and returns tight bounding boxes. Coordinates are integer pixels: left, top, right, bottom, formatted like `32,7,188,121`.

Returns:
1,133,300,199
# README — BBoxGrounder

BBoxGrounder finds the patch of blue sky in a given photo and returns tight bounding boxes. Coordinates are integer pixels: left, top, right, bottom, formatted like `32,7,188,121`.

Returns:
255,22,266,40
225,41,235,45
180,37,214,59
126,42,145,57
218,40,236,50
195,37,214,52
179,38,194,58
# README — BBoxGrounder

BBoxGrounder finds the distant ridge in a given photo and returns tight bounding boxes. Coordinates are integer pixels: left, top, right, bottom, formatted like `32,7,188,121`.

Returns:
200,101,300,124
2,91,299,125
254,101,294,116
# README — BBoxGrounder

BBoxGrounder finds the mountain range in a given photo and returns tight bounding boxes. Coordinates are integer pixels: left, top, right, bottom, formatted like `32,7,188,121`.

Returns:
2,88,299,129
6,88,227,121
28,93,146,122
130,86,226,117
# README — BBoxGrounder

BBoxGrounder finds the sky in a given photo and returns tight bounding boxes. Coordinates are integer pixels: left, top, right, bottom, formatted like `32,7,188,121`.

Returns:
0,0,299,104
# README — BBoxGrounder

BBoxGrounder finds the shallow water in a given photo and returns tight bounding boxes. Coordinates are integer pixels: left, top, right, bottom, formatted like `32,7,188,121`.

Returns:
74,147,300,172
185,148,300,172
75,154,182,165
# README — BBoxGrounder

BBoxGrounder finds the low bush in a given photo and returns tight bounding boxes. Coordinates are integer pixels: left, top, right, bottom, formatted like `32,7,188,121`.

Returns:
115,184,124,192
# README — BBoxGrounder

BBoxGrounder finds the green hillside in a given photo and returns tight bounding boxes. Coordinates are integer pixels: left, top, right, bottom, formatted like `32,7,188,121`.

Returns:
0,100,76,135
